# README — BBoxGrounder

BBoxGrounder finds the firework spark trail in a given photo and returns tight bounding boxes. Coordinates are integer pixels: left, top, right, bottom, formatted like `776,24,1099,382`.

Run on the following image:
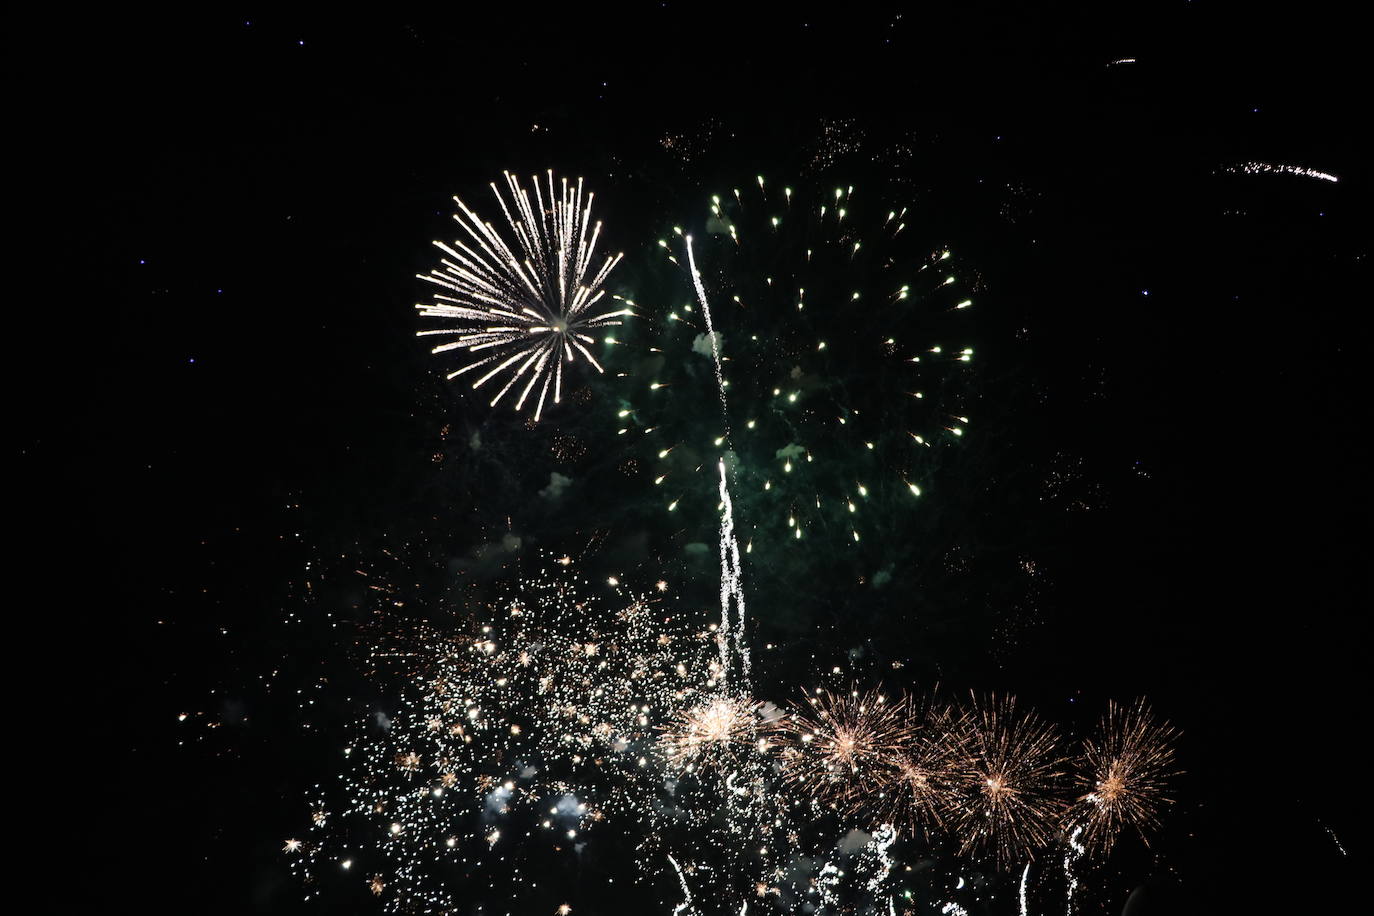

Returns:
864,824,898,892
1226,161,1339,182
685,234,751,688
1318,820,1348,856
1063,826,1085,915
717,459,750,683
669,855,697,916
417,170,628,421
1019,863,1031,916
685,236,730,428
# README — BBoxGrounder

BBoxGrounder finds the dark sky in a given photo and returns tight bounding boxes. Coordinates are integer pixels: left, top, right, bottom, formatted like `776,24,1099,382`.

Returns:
22,5,1366,914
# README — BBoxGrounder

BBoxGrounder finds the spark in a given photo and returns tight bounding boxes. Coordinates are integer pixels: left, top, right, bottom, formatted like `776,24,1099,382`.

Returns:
1063,825,1085,915
668,854,695,916
684,236,751,686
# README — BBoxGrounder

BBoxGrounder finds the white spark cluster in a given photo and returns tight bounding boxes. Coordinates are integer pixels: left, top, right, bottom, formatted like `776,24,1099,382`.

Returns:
417,170,629,421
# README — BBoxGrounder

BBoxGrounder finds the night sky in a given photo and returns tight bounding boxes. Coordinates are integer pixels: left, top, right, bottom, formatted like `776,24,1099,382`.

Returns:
23,5,1365,914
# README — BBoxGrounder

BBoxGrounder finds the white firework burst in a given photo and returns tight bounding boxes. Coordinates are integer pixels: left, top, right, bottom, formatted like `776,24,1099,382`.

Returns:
416,170,629,421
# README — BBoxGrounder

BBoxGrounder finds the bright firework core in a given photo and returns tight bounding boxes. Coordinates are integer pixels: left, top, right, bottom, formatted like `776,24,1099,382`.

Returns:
416,170,628,421
659,694,763,769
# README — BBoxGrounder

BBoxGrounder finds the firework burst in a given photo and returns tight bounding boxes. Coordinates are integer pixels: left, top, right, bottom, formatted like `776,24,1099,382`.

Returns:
417,170,629,421
951,694,1067,866
1067,699,1180,856
621,177,976,550
859,696,969,834
658,693,765,770
773,687,915,810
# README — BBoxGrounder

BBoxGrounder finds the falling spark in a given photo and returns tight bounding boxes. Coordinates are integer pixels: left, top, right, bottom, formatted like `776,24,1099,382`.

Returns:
1226,161,1339,183
1063,825,1085,915
685,235,751,687
668,854,696,916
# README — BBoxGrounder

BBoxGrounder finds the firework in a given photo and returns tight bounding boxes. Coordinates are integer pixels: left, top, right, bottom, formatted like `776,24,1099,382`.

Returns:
620,177,976,552
292,559,718,912
417,170,629,421
860,696,969,833
773,687,915,810
951,694,1067,866
1067,699,1180,856
658,693,764,770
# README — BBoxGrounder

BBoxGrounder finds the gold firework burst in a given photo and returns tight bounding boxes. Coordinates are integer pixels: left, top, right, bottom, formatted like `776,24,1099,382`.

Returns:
859,697,969,833
1067,699,1180,856
658,694,763,769
773,687,915,810
951,694,1067,866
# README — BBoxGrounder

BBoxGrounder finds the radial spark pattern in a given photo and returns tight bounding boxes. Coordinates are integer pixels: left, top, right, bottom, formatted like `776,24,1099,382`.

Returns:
952,694,1067,866
417,170,628,421
1068,699,1180,856
773,687,915,810
659,693,765,771
861,697,970,833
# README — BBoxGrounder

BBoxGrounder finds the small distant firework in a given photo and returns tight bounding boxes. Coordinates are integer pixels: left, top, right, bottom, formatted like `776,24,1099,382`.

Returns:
773,687,914,810
952,694,1067,866
417,171,629,421
659,693,764,770
1067,699,1180,856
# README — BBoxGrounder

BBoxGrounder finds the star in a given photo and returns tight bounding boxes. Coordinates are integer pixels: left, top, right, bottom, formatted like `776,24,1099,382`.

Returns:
283,838,302,853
